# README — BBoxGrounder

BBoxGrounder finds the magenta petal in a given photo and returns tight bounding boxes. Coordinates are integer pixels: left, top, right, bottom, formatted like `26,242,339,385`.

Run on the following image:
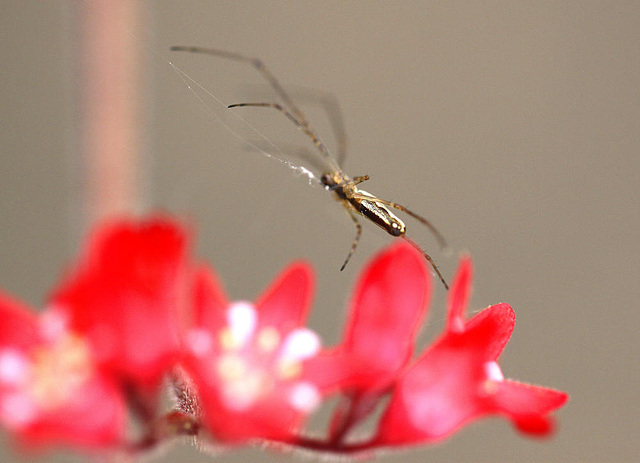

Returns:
254,261,314,334
447,257,472,333
342,242,431,381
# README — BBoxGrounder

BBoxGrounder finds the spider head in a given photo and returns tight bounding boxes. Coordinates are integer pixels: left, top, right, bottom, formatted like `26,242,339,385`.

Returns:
320,173,337,190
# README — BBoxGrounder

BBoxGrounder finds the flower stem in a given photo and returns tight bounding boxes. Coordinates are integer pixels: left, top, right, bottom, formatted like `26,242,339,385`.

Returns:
76,0,146,231
288,435,380,455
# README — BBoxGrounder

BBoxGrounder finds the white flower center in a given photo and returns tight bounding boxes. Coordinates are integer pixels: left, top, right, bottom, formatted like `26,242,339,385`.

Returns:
481,361,505,395
208,303,322,413
0,331,93,429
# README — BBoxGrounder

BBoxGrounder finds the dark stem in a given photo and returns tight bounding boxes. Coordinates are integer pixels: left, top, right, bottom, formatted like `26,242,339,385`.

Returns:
287,435,381,455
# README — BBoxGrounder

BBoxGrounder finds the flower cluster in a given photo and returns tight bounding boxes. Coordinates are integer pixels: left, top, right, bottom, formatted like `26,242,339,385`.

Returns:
0,216,567,458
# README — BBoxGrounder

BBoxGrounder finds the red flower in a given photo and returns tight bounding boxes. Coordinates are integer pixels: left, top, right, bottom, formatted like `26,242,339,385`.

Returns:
0,291,125,449
181,262,326,443
0,215,569,456
375,257,569,445
339,241,431,389
0,216,192,449
52,217,191,391
303,242,432,443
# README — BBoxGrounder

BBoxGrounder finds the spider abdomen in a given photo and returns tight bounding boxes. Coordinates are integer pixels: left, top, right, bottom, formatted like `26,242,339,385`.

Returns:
352,191,406,237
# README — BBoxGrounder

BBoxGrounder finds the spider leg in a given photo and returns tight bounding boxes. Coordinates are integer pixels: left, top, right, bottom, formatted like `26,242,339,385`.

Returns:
228,102,337,170
170,46,342,172
170,47,304,121
286,88,348,168
401,236,449,290
351,175,370,186
318,92,347,168
340,208,363,271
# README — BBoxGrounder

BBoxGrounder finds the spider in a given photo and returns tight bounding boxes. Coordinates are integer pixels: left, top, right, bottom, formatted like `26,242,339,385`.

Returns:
170,46,449,289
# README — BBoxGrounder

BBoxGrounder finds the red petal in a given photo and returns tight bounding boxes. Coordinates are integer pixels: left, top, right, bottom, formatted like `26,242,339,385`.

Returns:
196,387,304,443
492,379,568,437
254,261,314,334
465,303,515,361
514,415,554,435
376,304,560,445
447,257,472,333
301,348,354,393
18,373,126,449
0,291,40,349
53,217,190,388
341,242,431,384
193,264,229,332
375,334,484,444
181,354,310,443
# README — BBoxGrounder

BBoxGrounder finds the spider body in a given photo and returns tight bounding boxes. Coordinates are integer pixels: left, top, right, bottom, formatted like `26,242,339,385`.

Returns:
320,172,405,238
170,46,449,289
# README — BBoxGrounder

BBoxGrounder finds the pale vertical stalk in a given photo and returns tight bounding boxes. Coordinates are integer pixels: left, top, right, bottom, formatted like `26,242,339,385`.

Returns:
77,0,145,229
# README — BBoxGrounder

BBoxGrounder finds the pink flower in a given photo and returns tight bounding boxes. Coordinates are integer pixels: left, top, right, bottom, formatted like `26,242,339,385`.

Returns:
0,291,125,449
52,217,191,392
375,256,569,445
181,262,325,443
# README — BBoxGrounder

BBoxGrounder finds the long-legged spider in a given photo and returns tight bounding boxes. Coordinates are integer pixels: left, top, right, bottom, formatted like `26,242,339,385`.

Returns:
170,46,449,289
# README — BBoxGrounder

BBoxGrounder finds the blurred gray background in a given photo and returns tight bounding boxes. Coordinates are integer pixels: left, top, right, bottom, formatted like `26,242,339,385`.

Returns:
1,1,639,462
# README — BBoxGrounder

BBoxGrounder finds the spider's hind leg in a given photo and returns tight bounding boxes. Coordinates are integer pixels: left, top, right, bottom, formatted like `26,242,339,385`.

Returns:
340,209,362,271
401,235,449,290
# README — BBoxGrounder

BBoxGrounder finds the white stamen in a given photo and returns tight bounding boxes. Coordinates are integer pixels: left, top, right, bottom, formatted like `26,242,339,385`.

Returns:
276,359,302,379
280,328,320,362
221,371,264,411
227,301,257,348
0,349,30,386
484,361,504,382
216,353,247,381
256,327,280,353
288,382,321,412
